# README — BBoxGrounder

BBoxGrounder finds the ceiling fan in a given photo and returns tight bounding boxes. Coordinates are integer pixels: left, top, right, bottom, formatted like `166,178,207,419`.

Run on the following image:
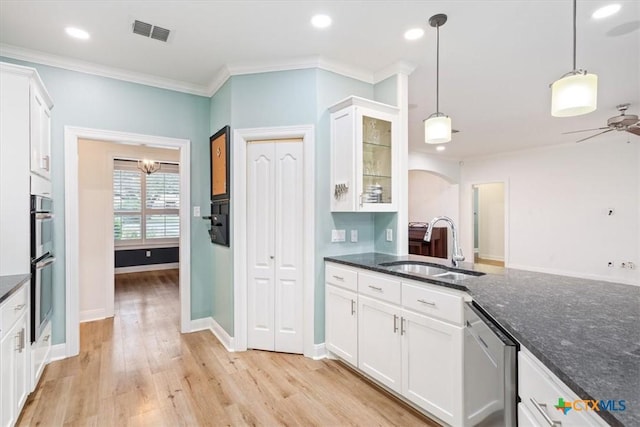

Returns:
563,103,640,143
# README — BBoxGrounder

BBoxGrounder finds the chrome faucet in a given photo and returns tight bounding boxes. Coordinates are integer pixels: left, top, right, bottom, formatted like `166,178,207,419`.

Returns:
424,216,465,267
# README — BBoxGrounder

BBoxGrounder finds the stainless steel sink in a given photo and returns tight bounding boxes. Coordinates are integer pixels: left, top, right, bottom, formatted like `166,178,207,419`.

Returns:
379,262,448,277
433,271,474,281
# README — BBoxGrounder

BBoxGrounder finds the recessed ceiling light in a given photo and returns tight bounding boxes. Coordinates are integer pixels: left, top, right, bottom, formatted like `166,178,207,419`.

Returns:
436,146,446,151
311,14,332,29
592,4,621,19
404,28,425,40
65,27,90,40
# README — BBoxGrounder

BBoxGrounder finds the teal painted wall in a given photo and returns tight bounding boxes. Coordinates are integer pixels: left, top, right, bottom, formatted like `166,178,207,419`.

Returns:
1,57,212,343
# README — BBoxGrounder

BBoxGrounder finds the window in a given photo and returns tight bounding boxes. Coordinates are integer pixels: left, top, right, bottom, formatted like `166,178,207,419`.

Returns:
113,159,180,245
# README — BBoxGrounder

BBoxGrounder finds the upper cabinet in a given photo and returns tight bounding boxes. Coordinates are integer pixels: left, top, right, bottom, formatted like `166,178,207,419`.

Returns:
30,81,52,181
329,96,399,212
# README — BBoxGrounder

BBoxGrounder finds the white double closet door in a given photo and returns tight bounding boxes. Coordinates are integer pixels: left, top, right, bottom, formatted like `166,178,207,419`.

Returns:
247,139,304,354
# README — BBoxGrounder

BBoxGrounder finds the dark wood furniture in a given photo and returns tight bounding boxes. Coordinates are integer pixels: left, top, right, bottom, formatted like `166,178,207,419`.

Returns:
408,225,448,259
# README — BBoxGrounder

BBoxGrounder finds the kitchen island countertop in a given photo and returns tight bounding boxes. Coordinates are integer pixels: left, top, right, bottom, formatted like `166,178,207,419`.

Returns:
325,253,640,427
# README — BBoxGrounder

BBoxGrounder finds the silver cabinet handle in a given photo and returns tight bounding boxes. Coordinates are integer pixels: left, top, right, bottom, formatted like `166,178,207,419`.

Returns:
368,285,383,291
269,255,274,259
417,299,436,306
350,299,355,315
15,329,25,352
36,256,56,269
530,398,562,426
44,334,51,343
332,275,344,281
400,317,406,335
393,314,398,333
14,303,26,311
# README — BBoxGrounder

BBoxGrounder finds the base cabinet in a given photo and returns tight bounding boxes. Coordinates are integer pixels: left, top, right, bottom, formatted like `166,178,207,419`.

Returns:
0,284,29,427
325,263,465,426
31,320,52,389
325,285,358,367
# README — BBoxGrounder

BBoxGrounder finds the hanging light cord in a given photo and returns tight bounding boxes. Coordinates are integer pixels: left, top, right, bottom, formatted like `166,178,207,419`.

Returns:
435,22,440,114
572,0,577,71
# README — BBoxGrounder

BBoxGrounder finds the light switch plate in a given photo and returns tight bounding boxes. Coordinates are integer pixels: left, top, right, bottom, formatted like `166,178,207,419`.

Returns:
193,206,201,217
331,229,346,243
350,230,358,243
386,228,393,242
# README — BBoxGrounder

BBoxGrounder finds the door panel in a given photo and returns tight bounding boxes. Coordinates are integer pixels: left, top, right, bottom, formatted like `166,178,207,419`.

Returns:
247,144,275,351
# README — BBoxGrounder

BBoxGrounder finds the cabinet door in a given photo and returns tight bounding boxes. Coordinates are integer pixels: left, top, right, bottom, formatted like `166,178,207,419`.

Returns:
356,107,397,212
401,309,463,427
325,285,358,366
29,83,51,180
358,295,401,393
330,107,357,211
14,314,29,412
1,326,15,427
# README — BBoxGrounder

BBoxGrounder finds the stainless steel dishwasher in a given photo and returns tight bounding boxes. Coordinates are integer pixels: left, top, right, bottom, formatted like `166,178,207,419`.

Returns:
464,302,518,427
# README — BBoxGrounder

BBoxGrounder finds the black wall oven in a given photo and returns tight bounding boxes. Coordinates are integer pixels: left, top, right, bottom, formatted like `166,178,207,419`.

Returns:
31,195,55,343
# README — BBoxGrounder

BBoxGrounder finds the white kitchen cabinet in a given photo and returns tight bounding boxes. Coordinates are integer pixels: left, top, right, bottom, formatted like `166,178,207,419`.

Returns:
0,282,30,427
401,309,463,427
325,285,358,367
329,96,399,212
31,320,52,390
358,295,402,393
29,81,52,181
518,349,609,427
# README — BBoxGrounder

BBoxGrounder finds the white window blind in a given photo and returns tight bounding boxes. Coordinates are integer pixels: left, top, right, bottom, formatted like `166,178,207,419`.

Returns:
113,160,180,245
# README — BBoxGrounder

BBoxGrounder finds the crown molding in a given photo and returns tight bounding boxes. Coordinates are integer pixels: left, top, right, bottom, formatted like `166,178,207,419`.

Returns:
1,43,415,99
0,43,211,96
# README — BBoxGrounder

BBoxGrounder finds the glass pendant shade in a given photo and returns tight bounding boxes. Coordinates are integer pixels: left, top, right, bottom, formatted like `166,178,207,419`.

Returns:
551,72,598,117
424,115,451,144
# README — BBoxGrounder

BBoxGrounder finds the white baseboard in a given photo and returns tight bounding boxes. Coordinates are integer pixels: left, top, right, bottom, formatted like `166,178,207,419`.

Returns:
478,253,504,262
190,317,235,352
115,262,179,274
79,308,108,323
50,343,67,361
311,343,326,360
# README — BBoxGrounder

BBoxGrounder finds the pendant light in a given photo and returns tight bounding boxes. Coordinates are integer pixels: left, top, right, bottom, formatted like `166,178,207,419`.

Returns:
551,0,598,117
424,13,451,144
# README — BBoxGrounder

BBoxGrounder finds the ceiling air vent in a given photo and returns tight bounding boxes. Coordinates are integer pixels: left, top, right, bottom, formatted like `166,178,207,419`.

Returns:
132,20,171,42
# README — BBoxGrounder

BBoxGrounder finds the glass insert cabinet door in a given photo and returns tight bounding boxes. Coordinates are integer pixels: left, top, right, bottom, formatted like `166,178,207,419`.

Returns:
329,96,399,212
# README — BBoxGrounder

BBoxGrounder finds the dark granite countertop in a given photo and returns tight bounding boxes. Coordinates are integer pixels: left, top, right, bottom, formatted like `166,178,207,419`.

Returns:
0,274,30,304
325,253,640,426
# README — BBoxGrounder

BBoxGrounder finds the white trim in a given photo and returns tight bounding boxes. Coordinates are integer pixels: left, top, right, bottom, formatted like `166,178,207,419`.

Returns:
79,308,108,323
311,343,327,360
477,254,505,262
49,343,67,362
114,262,179,274
64,126,191,358
232,125,316,358
395,72,409,255
1,45,415,99
373,61,417,84
0,44,210,96
189,317,236,352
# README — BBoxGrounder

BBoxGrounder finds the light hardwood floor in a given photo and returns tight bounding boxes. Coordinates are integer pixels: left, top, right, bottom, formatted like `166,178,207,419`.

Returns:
18,269,438,427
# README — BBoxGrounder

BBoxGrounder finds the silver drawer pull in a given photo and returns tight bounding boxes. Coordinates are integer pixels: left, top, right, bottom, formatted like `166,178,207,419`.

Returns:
393,314,398,333
368,285,383,291
332,275,344,281
417,299,436,306
350,299,356,315
530,398,562,426
14,303,26,311
44,334,51,342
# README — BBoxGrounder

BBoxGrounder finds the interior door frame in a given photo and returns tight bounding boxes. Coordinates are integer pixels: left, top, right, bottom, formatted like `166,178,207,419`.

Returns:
63,126,191,358
468,180,509,266
233,125,315,357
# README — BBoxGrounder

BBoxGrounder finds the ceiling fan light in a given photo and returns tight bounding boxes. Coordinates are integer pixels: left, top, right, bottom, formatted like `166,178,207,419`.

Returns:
424,115,451,144
551,72,598,117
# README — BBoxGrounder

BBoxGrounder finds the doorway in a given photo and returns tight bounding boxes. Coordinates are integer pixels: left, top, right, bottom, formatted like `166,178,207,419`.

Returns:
64,127,191,358
246,139,303,353
472,183,505,267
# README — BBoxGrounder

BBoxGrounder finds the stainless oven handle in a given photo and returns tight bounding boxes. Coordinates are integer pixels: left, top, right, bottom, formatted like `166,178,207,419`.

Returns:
35,257,56,269
35,213,54,220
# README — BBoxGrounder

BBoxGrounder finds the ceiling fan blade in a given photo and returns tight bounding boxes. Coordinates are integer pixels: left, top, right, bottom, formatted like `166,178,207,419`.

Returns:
562,127,610,135
626,125,640,136
576,129,614,143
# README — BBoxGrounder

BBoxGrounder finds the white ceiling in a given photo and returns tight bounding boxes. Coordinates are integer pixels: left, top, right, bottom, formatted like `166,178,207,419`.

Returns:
1,1,638,159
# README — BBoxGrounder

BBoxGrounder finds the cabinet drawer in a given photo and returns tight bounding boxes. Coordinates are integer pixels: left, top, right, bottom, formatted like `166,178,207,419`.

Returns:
325,263,358,292
402,282,463,325
358,271,401,304
519,351,608,427
1,284,28,336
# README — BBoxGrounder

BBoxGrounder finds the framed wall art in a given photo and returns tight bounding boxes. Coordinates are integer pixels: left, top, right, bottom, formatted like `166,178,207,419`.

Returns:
210,125,230,202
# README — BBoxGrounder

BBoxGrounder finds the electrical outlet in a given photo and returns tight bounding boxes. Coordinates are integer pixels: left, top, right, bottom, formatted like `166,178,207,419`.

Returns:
350,230,358,243
331,229,346,243
193,206,201,217
145,250,151,257
386,228,393,242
